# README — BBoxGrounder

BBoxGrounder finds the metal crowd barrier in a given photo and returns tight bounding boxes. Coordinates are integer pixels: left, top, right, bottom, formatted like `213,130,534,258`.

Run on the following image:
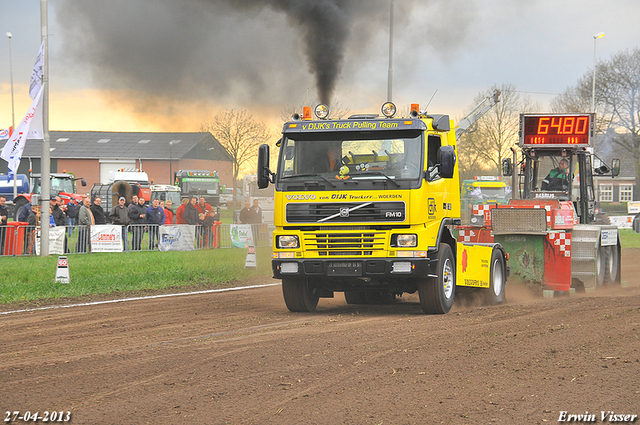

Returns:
0,223,274,256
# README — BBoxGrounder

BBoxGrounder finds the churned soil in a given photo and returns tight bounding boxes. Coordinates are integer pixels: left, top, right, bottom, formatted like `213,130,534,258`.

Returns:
1,249,639,425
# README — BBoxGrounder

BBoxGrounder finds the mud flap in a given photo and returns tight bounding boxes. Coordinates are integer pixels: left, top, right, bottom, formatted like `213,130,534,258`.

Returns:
456,242,493,288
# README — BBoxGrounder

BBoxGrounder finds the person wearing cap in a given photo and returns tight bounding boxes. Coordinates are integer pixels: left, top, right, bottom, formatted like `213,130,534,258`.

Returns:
110,196,131,251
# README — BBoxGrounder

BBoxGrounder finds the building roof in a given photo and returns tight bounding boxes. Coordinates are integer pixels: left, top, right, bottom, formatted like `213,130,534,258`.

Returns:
18,131,233,162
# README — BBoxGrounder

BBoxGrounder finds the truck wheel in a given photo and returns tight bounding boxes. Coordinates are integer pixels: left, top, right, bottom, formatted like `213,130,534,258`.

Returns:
418,244,455,314
282,277,319,312
484,248,506,305
344,291,367,304
605,245,619,284
596,244,606,286
13,197,28,221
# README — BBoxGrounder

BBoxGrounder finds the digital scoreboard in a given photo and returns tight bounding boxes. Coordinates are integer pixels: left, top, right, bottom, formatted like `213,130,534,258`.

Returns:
520,114,594,147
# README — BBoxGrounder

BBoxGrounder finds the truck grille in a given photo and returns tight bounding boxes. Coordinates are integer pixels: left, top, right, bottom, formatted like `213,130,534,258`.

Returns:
303,231,386,256
286,202,405,223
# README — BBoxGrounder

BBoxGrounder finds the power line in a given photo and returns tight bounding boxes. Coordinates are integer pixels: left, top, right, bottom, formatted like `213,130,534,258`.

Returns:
516,90,561,96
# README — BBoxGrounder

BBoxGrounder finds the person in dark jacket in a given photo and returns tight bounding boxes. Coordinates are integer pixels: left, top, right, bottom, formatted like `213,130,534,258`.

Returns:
129,196,147,251
65,198,78,237
146,198,165,249
90,196,107,225
51,196,67,227
18,202,32,222
110,196,131,251
0,196,8,254
183,196,199,225
51,196,69,253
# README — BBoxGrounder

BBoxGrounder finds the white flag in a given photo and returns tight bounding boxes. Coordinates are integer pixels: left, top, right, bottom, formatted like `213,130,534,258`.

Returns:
1,86,44,176
29,40,44,100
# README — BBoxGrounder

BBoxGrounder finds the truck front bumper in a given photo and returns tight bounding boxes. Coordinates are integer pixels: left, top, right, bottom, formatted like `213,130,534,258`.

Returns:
272,257,437,281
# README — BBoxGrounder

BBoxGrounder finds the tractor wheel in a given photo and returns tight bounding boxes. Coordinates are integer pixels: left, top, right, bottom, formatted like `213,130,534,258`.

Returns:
282,277,319,312
418,244,455,314
605,245,619,284
344,291,367,305
484,248,506,305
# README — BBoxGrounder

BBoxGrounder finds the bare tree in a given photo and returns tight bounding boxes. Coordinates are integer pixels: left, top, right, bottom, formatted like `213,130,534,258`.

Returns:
201,109,271,185
458,83,539,177
552,48,640,192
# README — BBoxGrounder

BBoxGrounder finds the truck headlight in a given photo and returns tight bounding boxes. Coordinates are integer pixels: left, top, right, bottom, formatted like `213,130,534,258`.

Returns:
277,235,299,249
392,234,417,247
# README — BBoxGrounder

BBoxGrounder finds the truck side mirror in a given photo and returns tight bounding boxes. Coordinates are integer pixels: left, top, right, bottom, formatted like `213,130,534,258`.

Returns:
502,158,512,176
257,144,271,189
611,158,620,177
81,179,87,187
438,146,456,179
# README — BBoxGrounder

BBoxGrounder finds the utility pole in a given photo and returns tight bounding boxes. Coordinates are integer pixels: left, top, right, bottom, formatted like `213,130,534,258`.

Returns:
40,0,51,256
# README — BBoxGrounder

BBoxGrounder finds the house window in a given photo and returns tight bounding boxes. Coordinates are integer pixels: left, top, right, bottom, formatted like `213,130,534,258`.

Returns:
599,185,613,202
619,185,633,202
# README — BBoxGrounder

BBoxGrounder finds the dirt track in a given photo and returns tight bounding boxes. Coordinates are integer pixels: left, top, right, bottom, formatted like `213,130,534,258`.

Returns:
1,249,640,425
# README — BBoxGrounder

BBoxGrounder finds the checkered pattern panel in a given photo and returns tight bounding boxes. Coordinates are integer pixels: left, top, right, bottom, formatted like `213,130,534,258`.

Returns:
548,232,571,257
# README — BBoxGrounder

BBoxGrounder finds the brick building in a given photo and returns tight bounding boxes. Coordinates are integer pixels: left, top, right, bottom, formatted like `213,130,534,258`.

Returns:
0,131,234,190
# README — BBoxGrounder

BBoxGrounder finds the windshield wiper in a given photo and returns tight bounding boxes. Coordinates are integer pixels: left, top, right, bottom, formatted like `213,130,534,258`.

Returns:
281,173,336,188
351,171,400,187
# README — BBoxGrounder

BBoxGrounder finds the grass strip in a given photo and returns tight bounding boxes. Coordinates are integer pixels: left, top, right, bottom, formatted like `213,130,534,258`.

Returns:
0,247,273,304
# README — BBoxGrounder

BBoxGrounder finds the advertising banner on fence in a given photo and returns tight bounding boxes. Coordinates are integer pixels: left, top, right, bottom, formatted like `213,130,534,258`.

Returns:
35,226,66,256
159,225,195,251
230,224,254,248
91,224,123,252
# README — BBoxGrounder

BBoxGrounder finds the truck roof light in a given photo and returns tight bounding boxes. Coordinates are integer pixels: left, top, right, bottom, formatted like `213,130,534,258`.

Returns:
381,102,396,118
291,112,301,121
303,106,312,120
314,104,329,119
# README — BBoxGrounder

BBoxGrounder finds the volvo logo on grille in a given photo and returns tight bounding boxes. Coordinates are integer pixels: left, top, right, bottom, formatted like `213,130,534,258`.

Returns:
340,207,350,217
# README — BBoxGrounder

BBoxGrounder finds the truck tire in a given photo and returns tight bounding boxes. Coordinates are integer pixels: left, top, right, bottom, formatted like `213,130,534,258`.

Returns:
418,244,455,314
344,291,367,305
13,197,28,221
282,277,319,312
605,245,619,284
484,248,506,305
596,244,606,286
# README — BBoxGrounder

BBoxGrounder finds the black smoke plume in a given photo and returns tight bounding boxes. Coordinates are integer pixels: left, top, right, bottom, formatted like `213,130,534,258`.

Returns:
53,0,471,117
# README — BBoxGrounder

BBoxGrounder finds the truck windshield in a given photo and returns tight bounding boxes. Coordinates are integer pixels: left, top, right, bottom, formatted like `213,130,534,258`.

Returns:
33,177,75,196
151,191,181,205
528,153,573,199
181,180,219,195
466,186,508,201
277,130,423,187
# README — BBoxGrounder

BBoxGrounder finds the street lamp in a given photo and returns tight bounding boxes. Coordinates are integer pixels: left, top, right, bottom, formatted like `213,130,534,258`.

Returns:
592,32,605,113
169,141,174,184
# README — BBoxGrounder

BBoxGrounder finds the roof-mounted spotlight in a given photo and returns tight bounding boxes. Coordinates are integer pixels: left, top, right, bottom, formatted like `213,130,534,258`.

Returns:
291,112,301,121
381,102,396,118
314,104,329,119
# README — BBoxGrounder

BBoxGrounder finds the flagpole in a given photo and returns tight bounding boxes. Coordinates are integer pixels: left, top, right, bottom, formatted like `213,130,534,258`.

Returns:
40,0,50,256
6,32,17,199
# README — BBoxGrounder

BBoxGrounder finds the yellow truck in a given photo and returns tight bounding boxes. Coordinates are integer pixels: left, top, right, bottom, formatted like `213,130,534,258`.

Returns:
257,98,508,314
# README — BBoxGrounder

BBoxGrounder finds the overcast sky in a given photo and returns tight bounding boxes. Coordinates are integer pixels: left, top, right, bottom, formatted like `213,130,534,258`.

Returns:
0,0,639,133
